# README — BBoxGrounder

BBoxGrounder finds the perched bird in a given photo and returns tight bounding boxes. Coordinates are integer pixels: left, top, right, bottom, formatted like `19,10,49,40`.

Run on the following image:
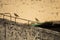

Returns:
14,13,19,17
35,18,39,22
35,18,40,24
14,13,19,23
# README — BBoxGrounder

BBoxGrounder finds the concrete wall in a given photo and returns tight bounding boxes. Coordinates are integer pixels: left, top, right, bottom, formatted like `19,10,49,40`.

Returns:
0,0,60,23
0,19,60,40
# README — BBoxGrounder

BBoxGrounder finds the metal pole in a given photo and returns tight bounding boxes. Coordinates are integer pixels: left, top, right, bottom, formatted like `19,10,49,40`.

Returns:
15,17,16,24
4,13,11,40
3,14,5,20
28,21,29,26
10,14,11,21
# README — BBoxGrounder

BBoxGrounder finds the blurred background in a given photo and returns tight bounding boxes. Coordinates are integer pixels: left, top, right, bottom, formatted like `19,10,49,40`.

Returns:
0,0,60,23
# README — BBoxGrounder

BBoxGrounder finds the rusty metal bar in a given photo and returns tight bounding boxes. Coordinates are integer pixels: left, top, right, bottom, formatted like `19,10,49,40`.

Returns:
0,13,36,22
0,13,37,24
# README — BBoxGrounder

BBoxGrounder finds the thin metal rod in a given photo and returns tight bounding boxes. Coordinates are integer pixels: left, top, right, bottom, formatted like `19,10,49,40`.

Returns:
3,14,5,20
10,14,11,21
0,13,36,22
4,13,11,40
15,17,16,23
28,21,30,26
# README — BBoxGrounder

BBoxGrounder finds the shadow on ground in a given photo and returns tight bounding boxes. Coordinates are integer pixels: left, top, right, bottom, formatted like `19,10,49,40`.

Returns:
0,18,60,32
35,21,60,32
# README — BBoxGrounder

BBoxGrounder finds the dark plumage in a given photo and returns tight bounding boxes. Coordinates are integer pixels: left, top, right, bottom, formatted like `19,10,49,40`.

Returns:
35,18,39,21
14,13,19,17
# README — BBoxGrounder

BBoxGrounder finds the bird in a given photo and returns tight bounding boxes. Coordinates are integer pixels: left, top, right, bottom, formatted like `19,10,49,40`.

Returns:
14,13,19,17
35,18,40,24
35,18,39,21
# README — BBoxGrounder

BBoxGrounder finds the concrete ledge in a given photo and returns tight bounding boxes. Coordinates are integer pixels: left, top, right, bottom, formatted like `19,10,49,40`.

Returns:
0,18,60,40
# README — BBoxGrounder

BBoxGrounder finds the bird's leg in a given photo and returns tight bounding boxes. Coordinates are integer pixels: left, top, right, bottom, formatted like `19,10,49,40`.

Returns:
10,14,12,22
3,14,5,20
15,17,17,24
28,21,30,26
